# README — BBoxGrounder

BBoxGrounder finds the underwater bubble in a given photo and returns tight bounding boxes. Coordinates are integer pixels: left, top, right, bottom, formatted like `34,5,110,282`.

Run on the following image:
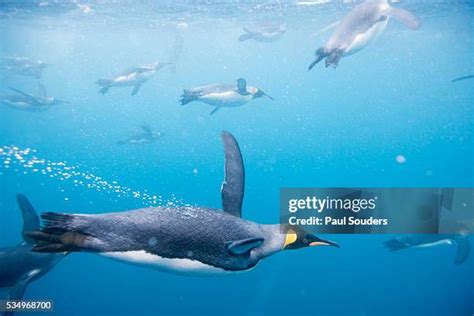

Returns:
395,155,407,164
0,145,189,208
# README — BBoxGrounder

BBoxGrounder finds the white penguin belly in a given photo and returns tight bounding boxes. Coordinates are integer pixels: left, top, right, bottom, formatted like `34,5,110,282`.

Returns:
4,101,48,111
101,251,234,276
413,239,453,249
199,92,252,108
114,72,151,87
345,19,388,56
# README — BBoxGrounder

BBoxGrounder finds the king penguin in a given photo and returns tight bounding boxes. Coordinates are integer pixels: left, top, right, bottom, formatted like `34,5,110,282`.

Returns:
0,83,67,112
180,78,273,115
0,195,64,316
96,61,171,96
308,0,420,70
26,131,338,276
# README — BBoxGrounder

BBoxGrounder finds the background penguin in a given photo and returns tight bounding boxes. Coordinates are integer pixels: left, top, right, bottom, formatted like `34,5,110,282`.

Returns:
308,0,421,70
0,56,50,80
117,123,163,145
0,83,67,112
238,24,286,42
96,61,171,96
384,233,471,264
0,195,64,316
26,131,338,276
180,78,273,115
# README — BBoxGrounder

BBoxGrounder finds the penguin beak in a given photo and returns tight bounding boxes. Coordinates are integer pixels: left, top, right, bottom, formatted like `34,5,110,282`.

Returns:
308,236,339,248
262,91,274,100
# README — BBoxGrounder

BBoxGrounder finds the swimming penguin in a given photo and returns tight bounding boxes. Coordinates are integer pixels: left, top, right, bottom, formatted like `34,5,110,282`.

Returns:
96,61,171,96
117,123,163,145
0,195,64,316
0,57,50,79
0,83,67,112
26,131,338,275
384,233,471,264
180,78,273,115
451,75,474,83
238,24,286,42
308,0,421,70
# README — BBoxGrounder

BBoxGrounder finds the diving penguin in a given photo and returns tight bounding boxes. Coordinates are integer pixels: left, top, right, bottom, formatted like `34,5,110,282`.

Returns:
308,0,421,70
0,83,67,112
384,233,471,264
0,57,50,80
238,24,286,43
180,78,273,115
26,131,338,275
117,123,163,145
0,195,64,316
96,61,171,96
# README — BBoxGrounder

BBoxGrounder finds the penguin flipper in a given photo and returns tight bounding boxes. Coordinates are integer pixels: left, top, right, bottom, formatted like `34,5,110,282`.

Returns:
131,85,141,96
385,6,421,30
226,237,264,255
16,194,40,244
220,131,245,218
451,75,474,83
236,78,247,94
9,87,38,104
141,122,152,134
453,235,470,264
209,107,220,115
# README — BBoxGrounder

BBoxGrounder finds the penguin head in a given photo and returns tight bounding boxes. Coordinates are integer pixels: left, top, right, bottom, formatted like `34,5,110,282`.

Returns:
253,88,274,101
282,226,339,250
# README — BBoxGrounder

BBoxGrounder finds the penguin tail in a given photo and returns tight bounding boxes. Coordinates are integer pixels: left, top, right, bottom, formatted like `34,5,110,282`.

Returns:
96,79,112,95
239,27,255,41
24,212,90,253
308,48,328,71
180,89,197,105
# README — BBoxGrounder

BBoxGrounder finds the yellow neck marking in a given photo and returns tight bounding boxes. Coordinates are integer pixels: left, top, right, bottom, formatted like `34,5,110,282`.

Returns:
283,230,297,248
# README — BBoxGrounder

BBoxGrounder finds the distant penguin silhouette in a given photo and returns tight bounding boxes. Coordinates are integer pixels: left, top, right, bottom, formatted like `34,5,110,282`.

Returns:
0,56,50,79
117,123,163,145
0,83,67,112
239,24,286,42
180,78,273,115
96,61,171,96
385,233,470,264
308,0,420,70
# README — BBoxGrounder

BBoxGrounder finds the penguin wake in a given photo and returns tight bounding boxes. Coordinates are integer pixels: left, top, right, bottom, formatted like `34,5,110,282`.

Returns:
0,145,184,207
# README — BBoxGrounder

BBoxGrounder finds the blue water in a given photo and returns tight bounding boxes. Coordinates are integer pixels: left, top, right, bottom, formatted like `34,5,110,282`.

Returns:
0,1,473,315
